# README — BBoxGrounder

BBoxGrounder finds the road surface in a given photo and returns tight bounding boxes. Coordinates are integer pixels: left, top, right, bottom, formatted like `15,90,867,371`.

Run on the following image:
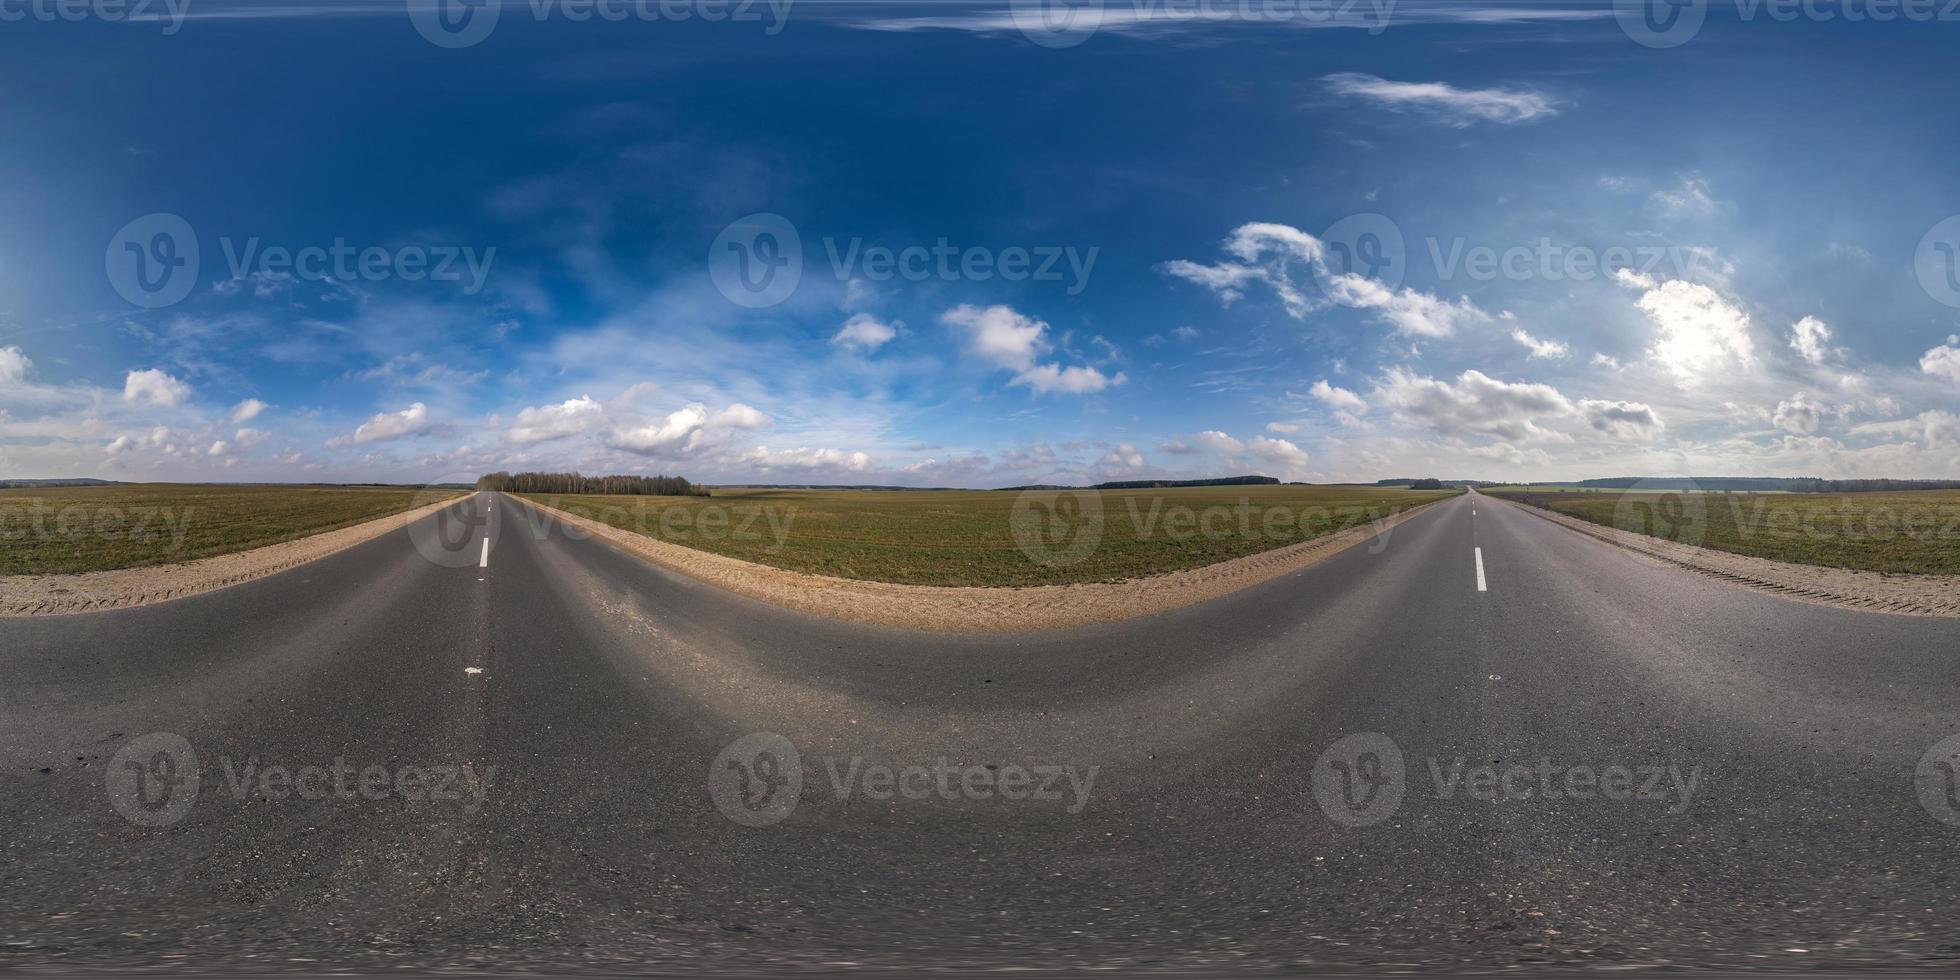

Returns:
3,491,1957,972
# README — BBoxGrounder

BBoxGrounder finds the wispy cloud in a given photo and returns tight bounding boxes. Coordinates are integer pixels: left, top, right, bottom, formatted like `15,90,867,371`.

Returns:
1323,73,1559,126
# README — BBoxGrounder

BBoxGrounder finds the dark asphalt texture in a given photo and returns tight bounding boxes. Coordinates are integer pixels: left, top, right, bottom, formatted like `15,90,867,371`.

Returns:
2,490,1958,973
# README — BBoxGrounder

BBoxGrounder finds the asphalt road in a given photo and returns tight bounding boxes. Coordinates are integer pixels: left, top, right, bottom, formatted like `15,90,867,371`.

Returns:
3,490,1958,973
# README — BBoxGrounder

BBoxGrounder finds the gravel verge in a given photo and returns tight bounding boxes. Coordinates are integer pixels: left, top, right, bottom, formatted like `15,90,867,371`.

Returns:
1493,493,1959,618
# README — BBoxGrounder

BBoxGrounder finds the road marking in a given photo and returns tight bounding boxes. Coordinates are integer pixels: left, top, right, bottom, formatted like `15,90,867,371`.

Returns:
479,537,490,568
1474,547,1488,592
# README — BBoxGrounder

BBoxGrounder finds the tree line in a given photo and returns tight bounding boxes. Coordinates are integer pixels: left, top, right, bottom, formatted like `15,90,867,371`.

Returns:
474,472,708,496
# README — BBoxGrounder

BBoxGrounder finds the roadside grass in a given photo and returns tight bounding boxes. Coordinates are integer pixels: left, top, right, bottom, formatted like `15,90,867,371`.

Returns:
0,484,455,576
1490,488,1960,575
516,485,1458,587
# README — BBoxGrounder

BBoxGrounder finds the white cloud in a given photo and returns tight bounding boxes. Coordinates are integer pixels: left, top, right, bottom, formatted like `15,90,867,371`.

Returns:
1615,273,1754,382
1650,174,1723,218
122,368,192,408
1789,316,1833,366
331,402,431,446
1510,328,1570,359
1248,435,1309,466
1579,399,1665,440
229,398,268,423
941,304,1125,395
1158,439,1198,454
1591,353,1622,369
736,445,873,472
0,346,30,384
1265,421,1302,434
1322,273,1492,338
1192,430,1245,453
1772,392,1825,435
1375,368,1575,442
1309,379,1367,412
832,313,899,353
606,403,709,454
508,395,605,445
1322,73,1558,126
207,440,230,456
708,403,772,429
1921,335,1960,383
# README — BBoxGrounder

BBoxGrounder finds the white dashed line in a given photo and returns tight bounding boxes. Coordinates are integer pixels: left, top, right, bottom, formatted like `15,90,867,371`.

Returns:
479,537,490,568
1474,547,1488,592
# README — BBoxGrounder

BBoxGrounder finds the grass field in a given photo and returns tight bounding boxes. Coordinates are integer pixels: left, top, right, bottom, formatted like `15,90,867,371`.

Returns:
1490,488,1960,574
0,484,454,576
519,485,1459,587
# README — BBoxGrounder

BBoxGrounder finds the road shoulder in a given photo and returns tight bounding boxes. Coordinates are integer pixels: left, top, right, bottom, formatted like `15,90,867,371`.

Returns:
0,495,465,617
1489,493,1958,618
519,494,1448,633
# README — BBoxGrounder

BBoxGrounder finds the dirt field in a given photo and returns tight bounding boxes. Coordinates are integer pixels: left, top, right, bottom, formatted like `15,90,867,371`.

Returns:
0,484,455,575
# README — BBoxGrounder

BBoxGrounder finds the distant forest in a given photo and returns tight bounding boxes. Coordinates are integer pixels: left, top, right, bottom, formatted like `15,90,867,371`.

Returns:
475,472,707,496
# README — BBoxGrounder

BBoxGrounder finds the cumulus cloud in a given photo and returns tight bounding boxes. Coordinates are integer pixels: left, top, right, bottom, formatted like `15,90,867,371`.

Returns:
1322,73,1558,126
1375,368,1575,443
1309,379,1367,413
604,401,774,455
1772,392,1825,435
832,313,899,353
229,398,268,423
1921,335,1960,383
735,445,873,472
234,426,269,448
940,304,1124,395
1579,399,1664,440
1789,316,1833,366
123,368,193,408
1265,421,1302,434
1248,435,1309,466
330,402,431,446
1510,328,1570,359
0,346,31,384
1614,270,1754,382
1165,222,1492,336
1192,430,1245,453
508,395,605,445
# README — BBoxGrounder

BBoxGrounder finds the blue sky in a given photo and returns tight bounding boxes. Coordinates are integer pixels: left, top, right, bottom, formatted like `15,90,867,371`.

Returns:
2,0,1957,486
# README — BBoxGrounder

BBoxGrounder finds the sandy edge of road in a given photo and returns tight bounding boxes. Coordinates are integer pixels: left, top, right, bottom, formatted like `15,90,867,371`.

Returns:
522,494,1448,633
0,495,465,618
1492,493,1959,618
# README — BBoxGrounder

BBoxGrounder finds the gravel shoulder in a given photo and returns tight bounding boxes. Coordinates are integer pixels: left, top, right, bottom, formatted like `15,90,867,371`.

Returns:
1491,492,1959,617
0,495,464,617
519,493,1445,632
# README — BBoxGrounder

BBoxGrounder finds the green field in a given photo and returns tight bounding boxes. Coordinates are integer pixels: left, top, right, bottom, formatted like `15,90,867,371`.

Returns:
1490,488,1960,574
0,484,453,576
519,485,1459,587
